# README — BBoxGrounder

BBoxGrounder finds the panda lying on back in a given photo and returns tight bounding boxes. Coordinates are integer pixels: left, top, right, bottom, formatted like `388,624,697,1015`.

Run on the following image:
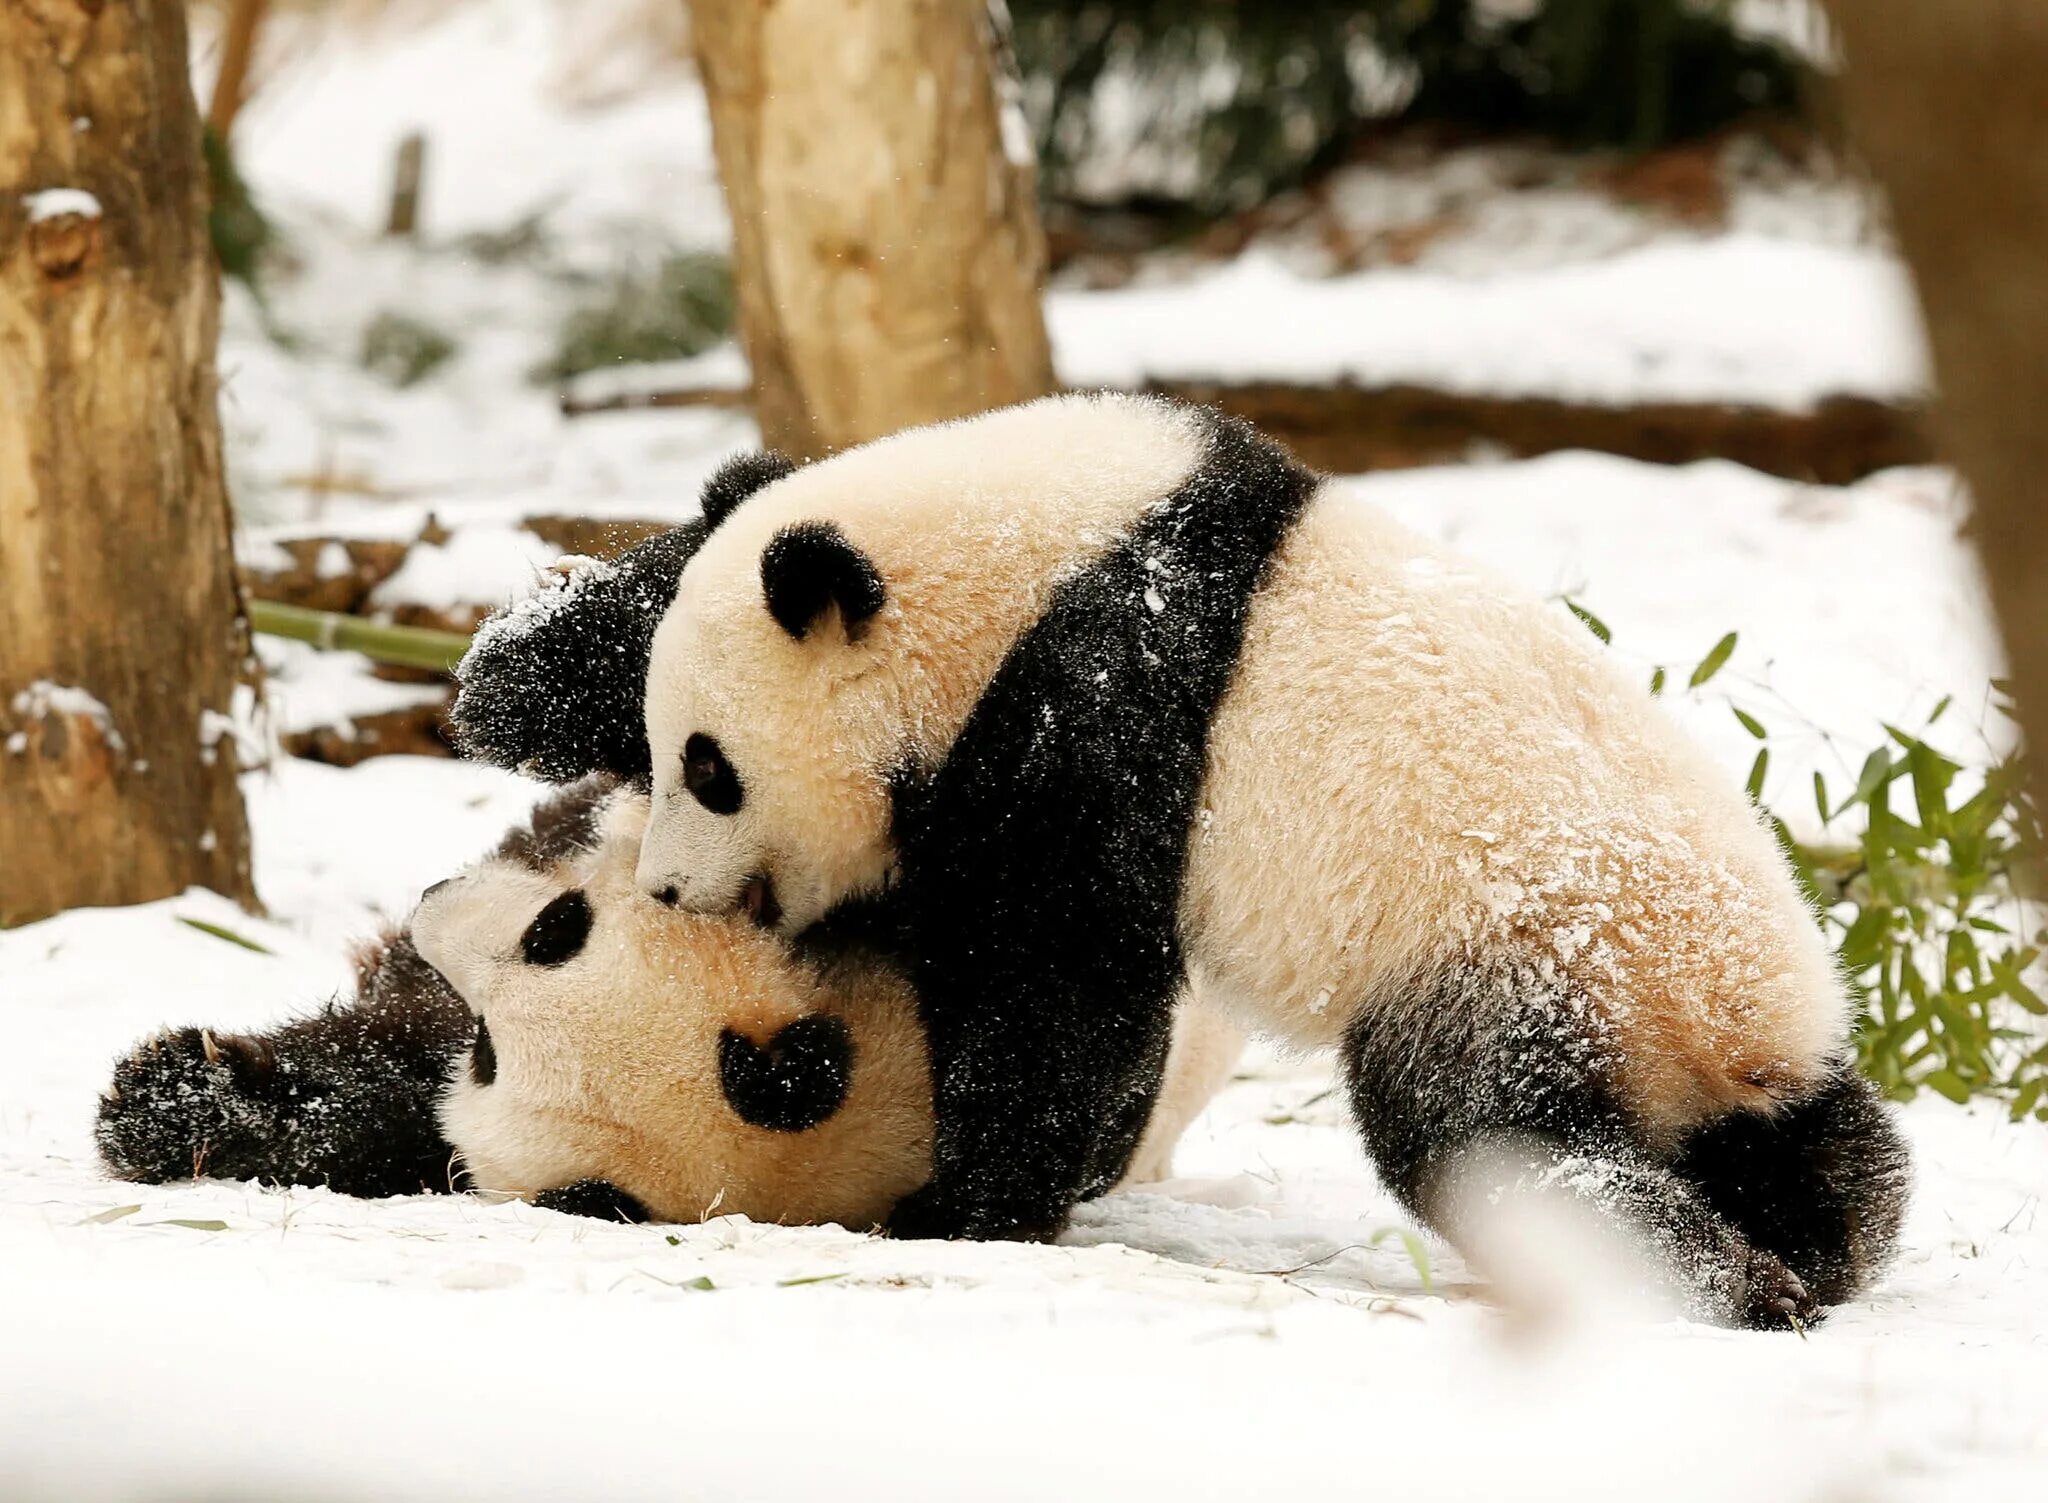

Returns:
619,394,1909,1326
96,776,1241,1220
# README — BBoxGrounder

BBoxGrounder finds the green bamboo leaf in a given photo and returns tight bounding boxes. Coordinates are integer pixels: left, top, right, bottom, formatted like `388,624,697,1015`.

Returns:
1688,631,1737,689
776,1273,848,1288
1745,748,1769,804
1732,706,1767,740
177,917,273,955
1368,1226,1434,1294
1648,666,1666,698
1813,771,1830,823
78,1204,142,1226
147,1218,230,1232
1564,600,1611,645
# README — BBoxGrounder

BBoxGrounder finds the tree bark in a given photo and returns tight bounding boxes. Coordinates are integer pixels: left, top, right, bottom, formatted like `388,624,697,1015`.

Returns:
1822,1,2048,769
690,0,1057,460
1,0,256,928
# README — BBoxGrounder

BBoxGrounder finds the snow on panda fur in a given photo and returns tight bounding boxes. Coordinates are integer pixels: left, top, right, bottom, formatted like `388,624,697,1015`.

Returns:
95,777,1241,1223
628,393,1910,1324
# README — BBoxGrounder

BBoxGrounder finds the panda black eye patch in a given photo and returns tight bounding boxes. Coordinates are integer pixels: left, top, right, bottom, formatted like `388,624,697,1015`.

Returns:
682,733,744,816
520,890,593,966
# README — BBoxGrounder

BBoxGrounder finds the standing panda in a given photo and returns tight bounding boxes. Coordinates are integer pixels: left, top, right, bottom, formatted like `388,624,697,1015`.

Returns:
629,393,1910,1326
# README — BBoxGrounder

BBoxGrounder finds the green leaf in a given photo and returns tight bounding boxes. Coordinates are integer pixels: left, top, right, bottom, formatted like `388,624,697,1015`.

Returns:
1688,632,1737,689
1565,600,1611,645
679,1275,715,1291
1851,749,1894,808
664,1234,681,1247
776,1273,848,1288
1922,1071,1972,1105
146,1218,230,1232
1813,771,1830,823
78,1204,142,1226
1745,748,1769,804
1648,666,1667,698
1732,706,1767,740
1928,695,1953,725
1368,1226,1434,1294
177,917,272,955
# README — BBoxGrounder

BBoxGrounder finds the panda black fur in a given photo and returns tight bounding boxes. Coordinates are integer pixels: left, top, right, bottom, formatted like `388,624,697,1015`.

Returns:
631,394,1911,1326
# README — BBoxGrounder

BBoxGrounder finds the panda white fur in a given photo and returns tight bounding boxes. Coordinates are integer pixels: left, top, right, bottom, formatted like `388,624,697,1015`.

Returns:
415,788,1243,1225
630,393,1910,1324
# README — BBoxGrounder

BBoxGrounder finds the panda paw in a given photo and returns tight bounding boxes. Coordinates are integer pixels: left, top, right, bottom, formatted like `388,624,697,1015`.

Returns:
532,1179,651,1223
884,1182,1070,1243
94,1026,284,1185
1735,1248,1823,1331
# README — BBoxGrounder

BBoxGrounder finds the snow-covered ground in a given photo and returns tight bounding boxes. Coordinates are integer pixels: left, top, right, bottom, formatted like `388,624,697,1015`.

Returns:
5,463,2038,1501
4,4,2041,1497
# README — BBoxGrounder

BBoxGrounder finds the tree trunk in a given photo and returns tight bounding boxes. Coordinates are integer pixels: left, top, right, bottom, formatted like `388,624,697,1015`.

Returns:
1822,1,2048,769
1,0,256,928
690,0,1057,460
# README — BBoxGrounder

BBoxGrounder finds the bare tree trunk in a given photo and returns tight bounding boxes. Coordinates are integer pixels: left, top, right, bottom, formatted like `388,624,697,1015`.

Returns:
205,0,267,140
1822,1,2048,767
690,0,1056,460
1,0,256,928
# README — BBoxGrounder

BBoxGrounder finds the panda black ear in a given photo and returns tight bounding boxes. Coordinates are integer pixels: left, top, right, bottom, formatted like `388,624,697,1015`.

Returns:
760,522,885,642
700,450,796,531
718,1015,853,1132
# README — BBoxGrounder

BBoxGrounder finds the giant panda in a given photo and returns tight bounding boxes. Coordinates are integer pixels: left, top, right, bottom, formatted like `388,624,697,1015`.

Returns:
415,788,1240,1223
96,776,1242,1222
626,393,1911,1326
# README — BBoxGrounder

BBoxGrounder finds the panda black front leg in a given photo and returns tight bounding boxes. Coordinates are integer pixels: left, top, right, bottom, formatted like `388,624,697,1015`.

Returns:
95,931,475,1198
1341,956,1822,1329
888,986,1176,1242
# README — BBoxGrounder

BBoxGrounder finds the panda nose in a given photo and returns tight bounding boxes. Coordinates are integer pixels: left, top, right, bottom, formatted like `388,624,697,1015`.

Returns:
652,885,680,908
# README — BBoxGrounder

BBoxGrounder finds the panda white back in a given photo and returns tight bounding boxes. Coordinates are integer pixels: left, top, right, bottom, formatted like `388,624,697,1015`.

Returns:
1181,491,1846,1141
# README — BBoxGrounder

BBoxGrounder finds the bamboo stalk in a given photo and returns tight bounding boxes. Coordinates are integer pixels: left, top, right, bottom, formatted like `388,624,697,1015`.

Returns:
249,600,470,675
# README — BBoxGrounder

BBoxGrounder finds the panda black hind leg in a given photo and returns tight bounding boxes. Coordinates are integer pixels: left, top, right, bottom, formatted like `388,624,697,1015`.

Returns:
1340,956,1818,1329
1671,1063,1911,1310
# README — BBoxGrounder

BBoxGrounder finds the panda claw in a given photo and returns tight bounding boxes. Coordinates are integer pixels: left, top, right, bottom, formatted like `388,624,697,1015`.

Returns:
201,1029,223,1066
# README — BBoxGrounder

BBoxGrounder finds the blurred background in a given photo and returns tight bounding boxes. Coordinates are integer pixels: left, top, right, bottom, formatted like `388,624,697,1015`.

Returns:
181,0,1935,729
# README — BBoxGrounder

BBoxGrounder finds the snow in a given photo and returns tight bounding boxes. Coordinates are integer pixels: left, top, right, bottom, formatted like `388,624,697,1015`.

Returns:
9,681,124,754
1051,239,1928,407
255,638,448,739
367,523,565,614
223,0,726,254
21,188,101,222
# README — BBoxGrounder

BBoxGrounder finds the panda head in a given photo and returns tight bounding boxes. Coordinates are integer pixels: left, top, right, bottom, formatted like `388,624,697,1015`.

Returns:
634,394,1208,928
411,792,931,1228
